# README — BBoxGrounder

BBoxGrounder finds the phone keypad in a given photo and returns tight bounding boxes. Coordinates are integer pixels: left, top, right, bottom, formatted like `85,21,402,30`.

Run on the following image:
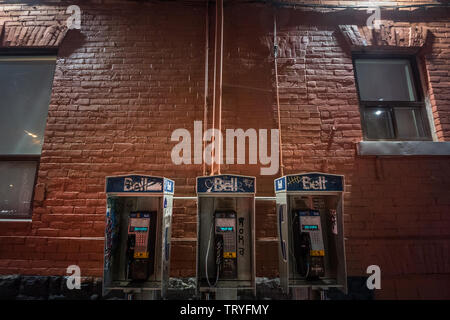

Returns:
215,217,237,255
223,233,236,253
128,217,150,253
310,232,321,246
137,233,145,246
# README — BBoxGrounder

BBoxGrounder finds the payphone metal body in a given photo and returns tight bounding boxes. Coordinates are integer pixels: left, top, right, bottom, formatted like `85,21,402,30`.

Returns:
103,174,174,299
275,172,347,295
196,174,256,299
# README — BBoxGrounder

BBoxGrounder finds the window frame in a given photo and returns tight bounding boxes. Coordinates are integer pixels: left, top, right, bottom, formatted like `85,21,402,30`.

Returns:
0,50,56,220
352,54,432,141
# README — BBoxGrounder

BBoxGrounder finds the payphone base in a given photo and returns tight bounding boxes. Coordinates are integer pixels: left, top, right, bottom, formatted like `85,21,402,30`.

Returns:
289,278,344,290
103,283,163,300
199,287,254,300
291,287,326,300
122,288,161,300
198,279,253,290
216,288,238,300
199,280,256,299
105,280,162,291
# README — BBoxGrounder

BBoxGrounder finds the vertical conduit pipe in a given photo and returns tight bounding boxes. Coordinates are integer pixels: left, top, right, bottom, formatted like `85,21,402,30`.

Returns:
217,0,224,175
203,0,209,176
210,0,218,175
273,8,285,176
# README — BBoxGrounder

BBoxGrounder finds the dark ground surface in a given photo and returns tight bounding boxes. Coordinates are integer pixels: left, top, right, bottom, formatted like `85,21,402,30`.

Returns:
0,275,373,300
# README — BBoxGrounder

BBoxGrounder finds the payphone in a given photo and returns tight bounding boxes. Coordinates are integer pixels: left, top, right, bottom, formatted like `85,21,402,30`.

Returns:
275,172,347,297
292,209,325,279
196,174,256,299
103,174,174,299
126,211,157,280
214,211,237,280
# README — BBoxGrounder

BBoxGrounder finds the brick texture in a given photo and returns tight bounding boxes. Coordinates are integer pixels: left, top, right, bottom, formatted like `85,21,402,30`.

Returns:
0,0,449,299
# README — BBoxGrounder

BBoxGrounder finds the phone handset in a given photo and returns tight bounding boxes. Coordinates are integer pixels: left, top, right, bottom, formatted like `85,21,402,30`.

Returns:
205,221,220,287
298,232,312,278
215,235,224,276
127,234,136,253
126,234,136,279
293,210,311,278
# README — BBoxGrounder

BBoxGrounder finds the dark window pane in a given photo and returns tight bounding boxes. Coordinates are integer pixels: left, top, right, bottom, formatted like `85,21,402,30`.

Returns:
395,107,426,139
355,59,417,102
0,57,56,155
364,108,395,139
0,161,37,217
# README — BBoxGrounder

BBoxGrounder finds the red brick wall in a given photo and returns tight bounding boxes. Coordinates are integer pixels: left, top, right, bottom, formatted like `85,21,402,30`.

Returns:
0,1,449,299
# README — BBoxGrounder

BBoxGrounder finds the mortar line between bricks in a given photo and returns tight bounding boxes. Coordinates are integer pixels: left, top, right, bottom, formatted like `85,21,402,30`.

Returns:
348,235,450,241
2,235,448,241
0,236,104,240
